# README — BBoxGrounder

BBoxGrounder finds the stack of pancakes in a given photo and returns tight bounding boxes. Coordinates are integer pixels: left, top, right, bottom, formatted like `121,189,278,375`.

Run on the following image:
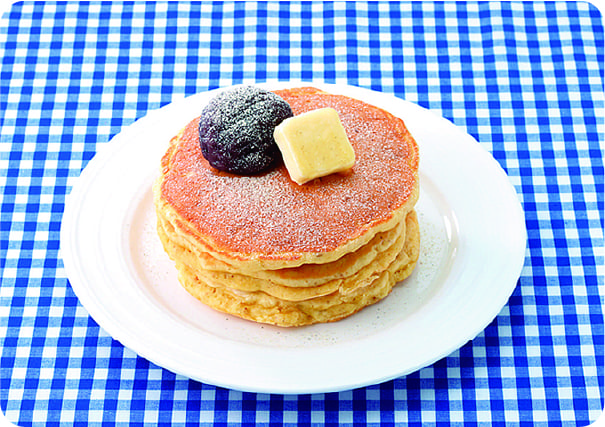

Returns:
154,87,420,327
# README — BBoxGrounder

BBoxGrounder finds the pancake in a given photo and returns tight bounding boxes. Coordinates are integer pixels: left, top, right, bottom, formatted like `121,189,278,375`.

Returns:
154,86,420,326
157,87,419,270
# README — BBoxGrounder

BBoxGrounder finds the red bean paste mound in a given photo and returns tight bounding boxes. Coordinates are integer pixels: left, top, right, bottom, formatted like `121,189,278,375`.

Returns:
198,86,293,175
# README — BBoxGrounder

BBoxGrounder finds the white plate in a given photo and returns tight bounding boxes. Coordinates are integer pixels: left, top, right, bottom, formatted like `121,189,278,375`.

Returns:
60,83,526,394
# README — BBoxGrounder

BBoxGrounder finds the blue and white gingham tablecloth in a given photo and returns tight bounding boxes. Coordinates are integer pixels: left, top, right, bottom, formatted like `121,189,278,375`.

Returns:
0,1,603,425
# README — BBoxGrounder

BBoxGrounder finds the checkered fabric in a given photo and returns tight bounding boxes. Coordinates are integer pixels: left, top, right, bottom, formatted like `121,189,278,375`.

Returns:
1,1,603,425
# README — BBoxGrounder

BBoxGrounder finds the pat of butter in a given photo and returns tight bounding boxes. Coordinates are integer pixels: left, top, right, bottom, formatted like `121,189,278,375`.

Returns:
273,108,355,185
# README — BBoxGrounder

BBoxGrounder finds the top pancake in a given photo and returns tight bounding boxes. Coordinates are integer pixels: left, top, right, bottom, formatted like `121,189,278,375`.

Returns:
157,87,419,269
